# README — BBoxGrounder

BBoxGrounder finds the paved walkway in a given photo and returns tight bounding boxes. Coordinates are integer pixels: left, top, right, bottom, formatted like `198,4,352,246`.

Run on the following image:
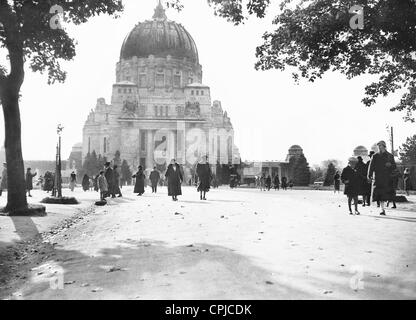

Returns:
1,187,415,299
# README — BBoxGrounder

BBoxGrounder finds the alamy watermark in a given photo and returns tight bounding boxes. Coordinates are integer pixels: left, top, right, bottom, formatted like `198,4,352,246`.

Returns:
349,5,364,30
349,265,365,291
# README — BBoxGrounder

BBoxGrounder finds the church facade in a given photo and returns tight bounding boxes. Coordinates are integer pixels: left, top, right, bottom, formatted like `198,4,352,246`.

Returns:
82,3,240,179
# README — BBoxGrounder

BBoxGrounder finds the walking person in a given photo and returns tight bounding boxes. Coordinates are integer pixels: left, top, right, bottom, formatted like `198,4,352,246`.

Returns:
266,175,272,191
333,171,341,193
273,174,280,191
133,166,145,196
355,156,368,206
25,168,37,197
386,173,399,209
196,156,212,200
368,140,397,216
165,159,183,201
403,168,412,196
0,162,7,196
364,152,375,206
281,176,288,190
69,171,77,192
82,174,90,192
259,173,266,191
341,157,361,215
113,165,122,197
104,162,115,198
150,167,160,193
98,171,108,201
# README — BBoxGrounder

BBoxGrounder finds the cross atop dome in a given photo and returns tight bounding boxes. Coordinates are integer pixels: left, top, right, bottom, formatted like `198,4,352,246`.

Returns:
153,0,167,20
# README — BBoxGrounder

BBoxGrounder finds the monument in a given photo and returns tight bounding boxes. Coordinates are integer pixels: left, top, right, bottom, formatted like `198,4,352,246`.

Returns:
82,2,240,180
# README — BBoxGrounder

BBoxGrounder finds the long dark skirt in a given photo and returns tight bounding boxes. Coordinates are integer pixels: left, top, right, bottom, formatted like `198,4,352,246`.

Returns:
197,177,210,192
168,180,182,196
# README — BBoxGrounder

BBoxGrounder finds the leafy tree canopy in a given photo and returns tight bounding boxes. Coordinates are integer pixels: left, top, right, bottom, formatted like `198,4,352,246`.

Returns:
168,0,416,121
399,135,416,165
0,0,123,87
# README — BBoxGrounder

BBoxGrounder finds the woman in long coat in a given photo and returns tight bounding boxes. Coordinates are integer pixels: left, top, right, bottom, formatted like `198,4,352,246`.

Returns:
368,141,397,215
69,172,77,192
196,156,212,200
82,174,90,192
26,168,37,197
133,166,145,196
333,171,341,193
165,159,183,201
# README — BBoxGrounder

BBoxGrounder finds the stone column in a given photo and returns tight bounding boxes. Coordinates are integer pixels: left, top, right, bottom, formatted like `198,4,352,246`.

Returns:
146,130,154,169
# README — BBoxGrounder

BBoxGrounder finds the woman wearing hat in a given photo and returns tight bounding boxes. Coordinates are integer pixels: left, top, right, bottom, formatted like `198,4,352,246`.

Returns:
26,168,37,197
368,140,397,215
196,156,212,200
132,165,145,196
165,159,183,201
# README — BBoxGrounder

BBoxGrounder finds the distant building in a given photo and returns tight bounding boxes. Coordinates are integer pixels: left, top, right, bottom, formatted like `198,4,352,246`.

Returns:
82,2,240,181
285,145,304,162
242,145,306,183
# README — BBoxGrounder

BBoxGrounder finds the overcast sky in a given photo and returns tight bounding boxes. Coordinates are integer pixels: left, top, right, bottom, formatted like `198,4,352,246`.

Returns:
0,0,414,166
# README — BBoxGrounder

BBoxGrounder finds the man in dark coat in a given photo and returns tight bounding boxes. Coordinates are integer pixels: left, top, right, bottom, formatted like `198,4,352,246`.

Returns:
341,157,361,215
104,162,115,198
113,165,122,197
265,175,272,191
196,156,212,200
165,159,183,201
26,168,37,197
133,166,145,196
368,140,397,215
281,177,288,190
149,167,160,193
355,156,368,206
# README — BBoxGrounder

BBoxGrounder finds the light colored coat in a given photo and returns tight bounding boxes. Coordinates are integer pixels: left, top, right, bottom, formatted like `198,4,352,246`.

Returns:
98,175,108,192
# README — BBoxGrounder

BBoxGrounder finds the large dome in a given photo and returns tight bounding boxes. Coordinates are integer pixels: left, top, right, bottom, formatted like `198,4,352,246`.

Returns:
120,3,199,64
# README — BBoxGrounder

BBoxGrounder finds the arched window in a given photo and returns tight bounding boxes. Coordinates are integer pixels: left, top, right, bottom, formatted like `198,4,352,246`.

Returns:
156,69,165,87
174,71,181,87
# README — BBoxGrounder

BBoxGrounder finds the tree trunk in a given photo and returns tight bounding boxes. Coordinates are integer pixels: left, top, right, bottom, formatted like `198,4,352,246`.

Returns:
1,84,28,212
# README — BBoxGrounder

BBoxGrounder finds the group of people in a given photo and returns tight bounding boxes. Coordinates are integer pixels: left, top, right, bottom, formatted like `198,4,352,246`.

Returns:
93,157,213,202
95,162,123,200
339,140,408,216
257,174,291,191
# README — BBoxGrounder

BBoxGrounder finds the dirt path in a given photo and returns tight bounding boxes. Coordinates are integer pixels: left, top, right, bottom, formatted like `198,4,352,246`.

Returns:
1,187,415,299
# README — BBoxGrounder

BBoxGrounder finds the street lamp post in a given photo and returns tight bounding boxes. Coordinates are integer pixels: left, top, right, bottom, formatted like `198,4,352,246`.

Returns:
55,124,64,198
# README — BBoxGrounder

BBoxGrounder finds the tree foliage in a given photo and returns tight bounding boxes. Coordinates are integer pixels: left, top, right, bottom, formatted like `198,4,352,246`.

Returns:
0,0,123,86
293,154,311,186
0,0,123,212
399,135,416,165
168,0,416,121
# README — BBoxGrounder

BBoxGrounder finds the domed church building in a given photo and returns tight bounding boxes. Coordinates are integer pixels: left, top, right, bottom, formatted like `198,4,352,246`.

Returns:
82,2,240,178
